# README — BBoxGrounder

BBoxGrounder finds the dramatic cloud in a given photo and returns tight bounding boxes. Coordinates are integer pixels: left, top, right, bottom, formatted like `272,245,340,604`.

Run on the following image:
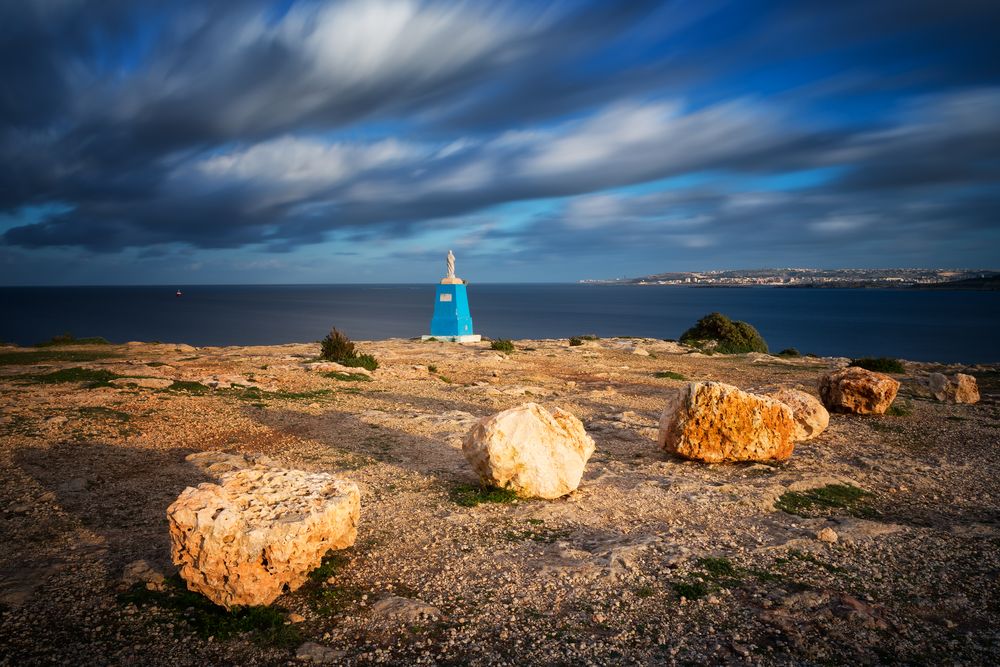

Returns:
1,0,999,283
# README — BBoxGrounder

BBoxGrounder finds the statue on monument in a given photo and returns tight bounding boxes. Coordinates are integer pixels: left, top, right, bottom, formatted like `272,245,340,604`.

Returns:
446,250,456,279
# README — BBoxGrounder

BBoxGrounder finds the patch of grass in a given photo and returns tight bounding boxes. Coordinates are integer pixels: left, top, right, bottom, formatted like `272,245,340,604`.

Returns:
146,361,168,367
16,367,121,388
696,556,738,578
777,348,801,358
775,484,873,518
35,333,110,347
885,401,912,416
672,581,709,600
850,357,905,373
323,371,372,382
0,350,120,366
437,374,453,384
165,380,212,394
427,364,438,373
450,483,519,507
635,586,656,598
238,388,335,402
569,337,584,346
309,551,352,583
490,339,515,354
679,312,768,355
119,576,299,646
653,370,686,380
340,353,378,371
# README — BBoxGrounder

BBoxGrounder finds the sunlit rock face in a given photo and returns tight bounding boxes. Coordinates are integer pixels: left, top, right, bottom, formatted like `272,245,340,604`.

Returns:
761,387,830,441
819,367,900,415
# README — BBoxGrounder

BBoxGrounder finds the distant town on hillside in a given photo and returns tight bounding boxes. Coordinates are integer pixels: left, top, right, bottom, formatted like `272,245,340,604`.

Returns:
581,268,1000,289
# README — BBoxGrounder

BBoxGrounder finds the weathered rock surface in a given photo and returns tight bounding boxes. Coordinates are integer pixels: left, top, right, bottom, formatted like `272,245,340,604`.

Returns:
762,387,830,441
927,373,980,404
819,367,900,414
462,402,595,499
658,382,796,462
109,377,175,390
167,466,360,608
370,595,443,623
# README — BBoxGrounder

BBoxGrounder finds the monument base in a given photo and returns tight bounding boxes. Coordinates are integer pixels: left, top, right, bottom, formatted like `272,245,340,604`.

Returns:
421,334,482,343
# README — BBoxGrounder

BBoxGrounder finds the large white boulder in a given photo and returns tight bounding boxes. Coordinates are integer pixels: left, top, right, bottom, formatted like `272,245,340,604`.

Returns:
462,402,595,499
167,465,359,608
658,382,796,462
927,373,980,404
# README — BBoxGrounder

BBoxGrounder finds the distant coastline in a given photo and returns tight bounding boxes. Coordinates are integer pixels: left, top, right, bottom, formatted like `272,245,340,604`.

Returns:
582,268,999,290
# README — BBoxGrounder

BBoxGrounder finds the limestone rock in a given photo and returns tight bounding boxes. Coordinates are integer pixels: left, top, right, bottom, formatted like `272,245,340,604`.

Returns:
462,402,596,499
927,373,980,404
121,560,165,591
762,387,829,441
184,451,276,478
658,382,796,463
816,528,838,544
370,595,442,623
167,466,359,608
819,367,900,414
296,642,345,663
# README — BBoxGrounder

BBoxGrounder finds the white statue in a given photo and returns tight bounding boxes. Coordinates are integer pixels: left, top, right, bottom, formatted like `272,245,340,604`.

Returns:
446,249,456,279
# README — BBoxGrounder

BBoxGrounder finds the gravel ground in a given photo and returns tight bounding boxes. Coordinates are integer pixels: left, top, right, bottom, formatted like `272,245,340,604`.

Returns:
1,337,998,666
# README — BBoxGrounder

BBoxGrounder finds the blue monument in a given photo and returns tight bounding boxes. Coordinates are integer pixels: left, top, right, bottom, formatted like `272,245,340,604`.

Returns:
423,250,481,343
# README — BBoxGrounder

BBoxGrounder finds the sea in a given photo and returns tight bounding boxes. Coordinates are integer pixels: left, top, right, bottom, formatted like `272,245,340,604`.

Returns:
2,284,998,364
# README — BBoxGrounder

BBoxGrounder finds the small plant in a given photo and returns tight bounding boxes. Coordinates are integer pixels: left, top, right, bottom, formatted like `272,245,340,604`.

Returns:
634,586,656,598
427,364,438,373
569,337,584,346
490,339,515,354
850,357,905,373
35,333,111,347
679,312,768,354
696,557,737,577
653,371,686,380
450,483,519,507
341,353,378,371
777,348,801,358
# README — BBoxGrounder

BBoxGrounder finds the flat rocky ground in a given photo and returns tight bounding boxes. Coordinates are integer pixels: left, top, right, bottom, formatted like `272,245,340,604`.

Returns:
0,337,998,666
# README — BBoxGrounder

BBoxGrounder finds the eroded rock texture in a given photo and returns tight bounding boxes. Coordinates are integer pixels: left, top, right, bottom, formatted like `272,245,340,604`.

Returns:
927,373,980,404
167,466,359,608
658,382,796,462
819,367,900,415
462,402,595,499
762,387,830,441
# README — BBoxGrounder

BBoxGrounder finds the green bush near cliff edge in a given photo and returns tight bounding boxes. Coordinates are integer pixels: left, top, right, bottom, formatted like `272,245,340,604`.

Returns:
850,357,905,373
679,312,769,354
491,339,515,354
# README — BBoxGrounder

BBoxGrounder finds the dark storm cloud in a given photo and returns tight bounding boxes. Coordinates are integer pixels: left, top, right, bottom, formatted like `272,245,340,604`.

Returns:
1,0,999,274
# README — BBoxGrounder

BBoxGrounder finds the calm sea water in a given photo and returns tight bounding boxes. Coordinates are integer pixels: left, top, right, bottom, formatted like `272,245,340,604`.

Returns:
2,284,998,363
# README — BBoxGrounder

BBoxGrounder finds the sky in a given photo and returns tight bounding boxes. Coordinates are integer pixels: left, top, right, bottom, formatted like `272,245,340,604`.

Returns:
1,0,999,285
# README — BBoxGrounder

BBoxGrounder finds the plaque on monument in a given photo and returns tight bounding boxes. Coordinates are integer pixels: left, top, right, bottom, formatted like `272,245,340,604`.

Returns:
422,250,481,343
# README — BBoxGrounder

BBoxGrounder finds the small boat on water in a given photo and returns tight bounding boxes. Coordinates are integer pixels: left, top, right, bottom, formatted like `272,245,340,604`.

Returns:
175,289,183,297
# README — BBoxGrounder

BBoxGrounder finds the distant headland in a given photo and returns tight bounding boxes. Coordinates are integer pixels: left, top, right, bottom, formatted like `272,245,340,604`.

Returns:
580,268,1000,289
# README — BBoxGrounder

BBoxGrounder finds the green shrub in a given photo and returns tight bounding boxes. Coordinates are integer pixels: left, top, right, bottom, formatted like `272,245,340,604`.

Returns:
450,483,519,507
491,339,515,354
679,312,768,354
777,348,800,357
568,337,584,346
319,328,379,370
320,328,356,361
35,333,110,347
653,371,686,380
340,353,379,371
850,357,905,373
